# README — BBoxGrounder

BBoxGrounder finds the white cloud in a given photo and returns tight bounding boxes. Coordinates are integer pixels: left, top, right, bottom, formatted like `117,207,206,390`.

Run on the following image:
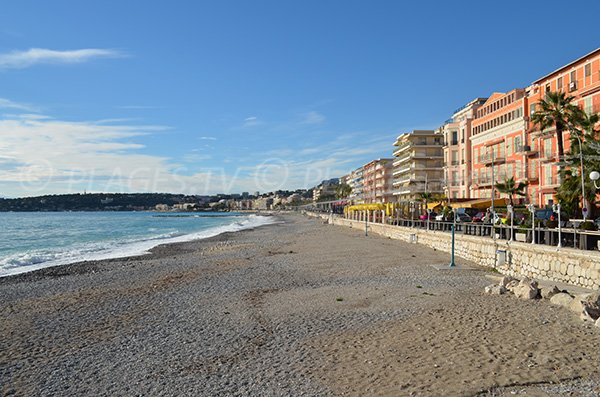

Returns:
243,116,261,127
302,111,326,124
199,136,217,140
0,98,38,112
0,48,125,69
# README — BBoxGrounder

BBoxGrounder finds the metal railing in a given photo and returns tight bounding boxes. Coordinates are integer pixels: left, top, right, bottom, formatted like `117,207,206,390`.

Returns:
339,213,600,251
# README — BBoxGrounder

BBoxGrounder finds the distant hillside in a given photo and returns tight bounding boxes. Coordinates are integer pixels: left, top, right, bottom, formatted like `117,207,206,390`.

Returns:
0,193,209,212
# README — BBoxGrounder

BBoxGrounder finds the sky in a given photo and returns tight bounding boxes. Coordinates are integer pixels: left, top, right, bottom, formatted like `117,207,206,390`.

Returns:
1,0,600,198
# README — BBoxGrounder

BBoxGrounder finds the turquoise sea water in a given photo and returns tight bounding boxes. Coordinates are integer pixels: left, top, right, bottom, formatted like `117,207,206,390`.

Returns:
0,211,275,277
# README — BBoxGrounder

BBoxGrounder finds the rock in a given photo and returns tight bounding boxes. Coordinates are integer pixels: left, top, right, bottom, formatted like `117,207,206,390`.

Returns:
596,318,600,328
485,284,507,295
581,306,599,322
512,278,539,300
499,276,517,288
505,280,520,292
570,292,600,320
540,285,561,299
513,284,539,300
550,292,574,307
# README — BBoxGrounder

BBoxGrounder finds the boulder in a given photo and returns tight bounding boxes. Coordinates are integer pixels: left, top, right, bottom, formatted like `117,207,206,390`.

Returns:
570,292,600,320
581,306,599,322
500,276,517,288
540,285,561,300
513,285,539,300
512,278,539,300
550,292,574,307
485,284,507,295
505,280,520,292
596,318,600,328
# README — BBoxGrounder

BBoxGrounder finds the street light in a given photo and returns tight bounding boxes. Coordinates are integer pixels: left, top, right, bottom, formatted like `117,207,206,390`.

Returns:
552,202,562,248
527,203,536,245
507,204,514,242
591,170,600,190
572,131,588,221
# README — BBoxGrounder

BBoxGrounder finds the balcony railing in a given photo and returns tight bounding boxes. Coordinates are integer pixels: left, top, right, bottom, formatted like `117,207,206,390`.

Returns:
479,154,506,165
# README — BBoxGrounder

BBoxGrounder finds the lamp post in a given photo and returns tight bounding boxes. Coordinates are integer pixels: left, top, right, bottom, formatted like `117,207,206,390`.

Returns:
507,204,514,242
426,208,432,230
527,203,536,244
591,170,600,189
573,131,588,221
552,203,562,248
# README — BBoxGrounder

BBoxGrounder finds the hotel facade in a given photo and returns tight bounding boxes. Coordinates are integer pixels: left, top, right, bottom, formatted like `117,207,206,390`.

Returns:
392,130,444,202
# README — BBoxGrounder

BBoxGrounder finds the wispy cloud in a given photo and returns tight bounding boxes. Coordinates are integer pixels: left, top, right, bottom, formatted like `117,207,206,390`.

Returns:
243,116,261,127
199,136,217,141
302,111,326,125
0,48,125,69
0,98,38,112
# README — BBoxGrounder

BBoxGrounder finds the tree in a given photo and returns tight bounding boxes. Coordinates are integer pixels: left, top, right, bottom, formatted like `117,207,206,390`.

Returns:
419,192,433,208
496,177,528,206
530,91,580,164
555,109,600,218
335,183,352,199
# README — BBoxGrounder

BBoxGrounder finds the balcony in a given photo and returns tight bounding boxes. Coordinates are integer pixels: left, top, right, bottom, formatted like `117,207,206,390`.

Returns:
479,154,505,165
444,139,459,146
392,143,411,156
520,145,538,156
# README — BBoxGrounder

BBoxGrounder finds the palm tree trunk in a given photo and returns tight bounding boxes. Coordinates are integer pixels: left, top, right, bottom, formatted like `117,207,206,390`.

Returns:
556,124,565,162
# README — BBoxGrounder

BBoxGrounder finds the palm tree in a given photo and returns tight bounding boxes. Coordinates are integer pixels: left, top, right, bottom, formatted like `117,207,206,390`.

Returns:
419,192,432,205
530,91,580,164
557,110,600,218
335,183,352,199
496,177,528,206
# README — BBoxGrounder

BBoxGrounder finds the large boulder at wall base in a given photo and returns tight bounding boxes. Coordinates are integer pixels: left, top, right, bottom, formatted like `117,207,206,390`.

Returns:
550,292,574,308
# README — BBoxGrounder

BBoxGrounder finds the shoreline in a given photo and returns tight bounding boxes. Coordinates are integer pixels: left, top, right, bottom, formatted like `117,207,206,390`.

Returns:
0,214,281,283
2,213,599,396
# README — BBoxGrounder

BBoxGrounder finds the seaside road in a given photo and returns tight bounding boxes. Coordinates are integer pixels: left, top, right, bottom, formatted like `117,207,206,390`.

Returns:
1,214,599,396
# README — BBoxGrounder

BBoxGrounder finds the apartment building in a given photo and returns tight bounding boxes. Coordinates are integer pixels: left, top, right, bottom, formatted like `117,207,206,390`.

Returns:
470,89,529,201
441,98,487,199
362,159,393,204
347,166,365,204
312,178,339,202
392,130,444,202
526,47,600,206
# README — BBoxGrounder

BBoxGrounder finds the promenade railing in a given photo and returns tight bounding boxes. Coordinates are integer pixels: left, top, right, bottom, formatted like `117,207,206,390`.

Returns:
336,213,600,251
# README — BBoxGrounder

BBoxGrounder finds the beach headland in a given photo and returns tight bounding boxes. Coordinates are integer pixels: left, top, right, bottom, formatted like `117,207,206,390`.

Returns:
1,214,599,396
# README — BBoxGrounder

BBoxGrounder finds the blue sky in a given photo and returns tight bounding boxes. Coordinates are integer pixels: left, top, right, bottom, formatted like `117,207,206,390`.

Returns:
1,0,599,197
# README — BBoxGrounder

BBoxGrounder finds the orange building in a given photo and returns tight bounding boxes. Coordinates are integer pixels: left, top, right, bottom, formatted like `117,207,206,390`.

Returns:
470,89,529,201
526,47,600,206
362,158,394,204
441,98,487,199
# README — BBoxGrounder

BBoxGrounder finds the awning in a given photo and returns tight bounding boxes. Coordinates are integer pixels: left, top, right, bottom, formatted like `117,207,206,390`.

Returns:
453,198,507,209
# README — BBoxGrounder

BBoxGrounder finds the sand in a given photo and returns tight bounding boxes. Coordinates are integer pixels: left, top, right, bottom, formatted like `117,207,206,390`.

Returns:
1,214,599,396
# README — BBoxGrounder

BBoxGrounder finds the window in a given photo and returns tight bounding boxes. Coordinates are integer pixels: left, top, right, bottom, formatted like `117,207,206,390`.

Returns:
545,83,551,93
557,76,563,91
514,136,522,152
570,70,576,82
507,137,513,156
544,164,553,185
585,97,593,114
544,138,552,158
585,64,591,77
530,160,537,178
529,103,536,116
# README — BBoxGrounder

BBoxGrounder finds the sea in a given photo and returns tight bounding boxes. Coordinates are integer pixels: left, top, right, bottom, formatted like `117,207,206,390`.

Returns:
0,211,276,277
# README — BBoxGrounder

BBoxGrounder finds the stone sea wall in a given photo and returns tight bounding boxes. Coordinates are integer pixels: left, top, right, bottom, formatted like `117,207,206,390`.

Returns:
307,212,600,291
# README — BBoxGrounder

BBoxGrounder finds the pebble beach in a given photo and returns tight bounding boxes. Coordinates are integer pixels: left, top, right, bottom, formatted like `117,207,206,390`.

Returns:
1,214,600,396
